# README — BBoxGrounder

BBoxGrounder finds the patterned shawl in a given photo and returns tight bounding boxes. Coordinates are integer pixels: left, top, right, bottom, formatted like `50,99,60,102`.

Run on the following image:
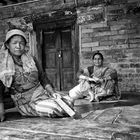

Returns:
0,48,37,87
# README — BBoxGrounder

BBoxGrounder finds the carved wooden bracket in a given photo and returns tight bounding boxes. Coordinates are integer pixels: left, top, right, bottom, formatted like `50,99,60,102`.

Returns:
104,0,112,5
24,8,76,24
6,17,33,32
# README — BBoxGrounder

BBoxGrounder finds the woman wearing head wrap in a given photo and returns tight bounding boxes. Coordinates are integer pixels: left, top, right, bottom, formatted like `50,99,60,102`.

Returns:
69,51,121,103
0,29,74,121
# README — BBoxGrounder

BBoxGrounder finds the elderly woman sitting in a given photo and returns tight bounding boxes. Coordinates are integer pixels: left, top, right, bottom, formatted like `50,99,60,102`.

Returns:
0,29,74,122
69,51,121,102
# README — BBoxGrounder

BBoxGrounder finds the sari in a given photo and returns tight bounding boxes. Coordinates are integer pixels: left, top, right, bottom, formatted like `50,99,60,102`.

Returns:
69,65,121,102
87,66,121,101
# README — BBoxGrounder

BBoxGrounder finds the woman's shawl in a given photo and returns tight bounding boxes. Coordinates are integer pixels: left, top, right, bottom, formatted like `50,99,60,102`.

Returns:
87,65,121,99
0,49,37,87
87,66,118,81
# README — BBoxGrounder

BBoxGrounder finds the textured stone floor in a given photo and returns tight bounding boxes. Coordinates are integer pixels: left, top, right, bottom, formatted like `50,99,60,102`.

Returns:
0,94,140,140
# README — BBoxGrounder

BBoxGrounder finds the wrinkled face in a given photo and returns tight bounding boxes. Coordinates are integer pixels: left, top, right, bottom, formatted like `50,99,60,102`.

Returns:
93,54,103,67
7,35,26,57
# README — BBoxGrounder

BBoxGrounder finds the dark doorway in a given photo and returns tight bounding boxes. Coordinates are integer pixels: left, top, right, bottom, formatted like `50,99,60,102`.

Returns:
34,19,79,91
42,27,74,91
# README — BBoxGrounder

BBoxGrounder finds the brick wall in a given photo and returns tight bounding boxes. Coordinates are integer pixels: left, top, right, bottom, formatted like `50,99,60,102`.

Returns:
0,0,140,93
78,0,140,93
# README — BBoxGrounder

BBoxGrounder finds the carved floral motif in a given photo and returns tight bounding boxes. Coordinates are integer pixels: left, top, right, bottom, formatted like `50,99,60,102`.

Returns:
6,17,33,32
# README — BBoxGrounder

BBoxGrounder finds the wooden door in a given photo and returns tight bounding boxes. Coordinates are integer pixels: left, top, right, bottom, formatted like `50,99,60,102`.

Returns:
42,27,75,91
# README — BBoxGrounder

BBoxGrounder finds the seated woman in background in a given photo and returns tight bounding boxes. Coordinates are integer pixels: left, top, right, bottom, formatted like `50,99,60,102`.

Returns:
0,29,74,122
69,51,121,103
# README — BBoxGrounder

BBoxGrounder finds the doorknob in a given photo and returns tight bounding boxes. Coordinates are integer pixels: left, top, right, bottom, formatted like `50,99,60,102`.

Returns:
58,50,62,58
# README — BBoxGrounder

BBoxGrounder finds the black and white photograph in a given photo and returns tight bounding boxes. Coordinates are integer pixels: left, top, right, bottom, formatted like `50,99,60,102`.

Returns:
0,0,140,139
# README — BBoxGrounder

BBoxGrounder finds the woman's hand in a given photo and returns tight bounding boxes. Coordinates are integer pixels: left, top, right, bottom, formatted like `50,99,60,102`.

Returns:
52,93,62,99
45,84,55,94
0,103,5,122
45,84,62,99
79,75,87,80
79,75,99,82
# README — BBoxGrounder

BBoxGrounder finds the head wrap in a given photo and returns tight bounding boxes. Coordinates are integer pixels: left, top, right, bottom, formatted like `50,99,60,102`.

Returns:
0,29,37,87
5,29,27,44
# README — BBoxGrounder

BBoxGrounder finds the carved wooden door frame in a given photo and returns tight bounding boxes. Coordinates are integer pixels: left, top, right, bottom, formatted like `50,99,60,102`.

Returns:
34,18,79,90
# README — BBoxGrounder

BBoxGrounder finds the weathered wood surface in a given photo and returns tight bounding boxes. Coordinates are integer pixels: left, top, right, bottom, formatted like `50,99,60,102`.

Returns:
0,94,140,140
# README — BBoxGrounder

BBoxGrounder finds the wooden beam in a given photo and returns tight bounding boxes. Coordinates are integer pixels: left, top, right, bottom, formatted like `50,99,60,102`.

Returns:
0,0,110,7
0,0,27,5
0,0,108,20
1,0,16,5
77,0,105,7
